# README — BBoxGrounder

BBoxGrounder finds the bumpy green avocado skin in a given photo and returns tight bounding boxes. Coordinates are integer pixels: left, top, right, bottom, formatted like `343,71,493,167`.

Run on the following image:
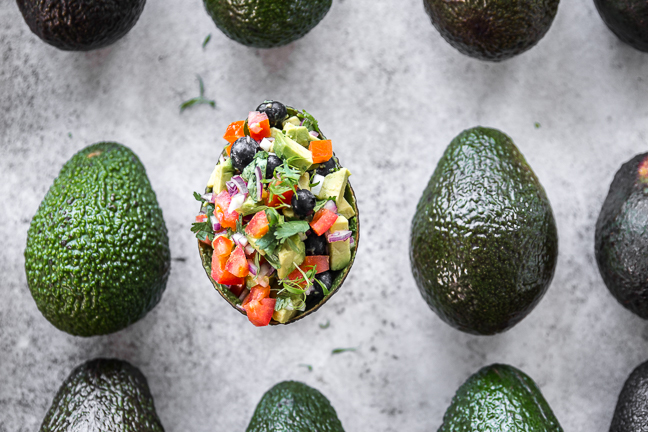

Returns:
595,153,648,319
203,0,332,48
25,142,170,336
16,0,146,51
440,364,563,432
246,381,345,432
594,0,648,52
410,127,558,335
423,0,559,61
610,360,648,432
40,358,165,432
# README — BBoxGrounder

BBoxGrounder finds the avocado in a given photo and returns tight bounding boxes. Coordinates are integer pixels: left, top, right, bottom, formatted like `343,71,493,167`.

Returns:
337,196,356,219
284,123,318,147
16,0,146,51
240,196,266,216
298,172,311,191
317,168,351,202
203,0,332,48
273,307,297,323
328,216,351,271
423,0,560,61
207,158,234,193
610,359,648,432
246,381,344,432
594,0,648,52
273,130,313,171
285,116,302,127
410,127,558,335
40,358,164,432
440,364,563,432
24,142,171,336
595,153,648,318
277,234,305,279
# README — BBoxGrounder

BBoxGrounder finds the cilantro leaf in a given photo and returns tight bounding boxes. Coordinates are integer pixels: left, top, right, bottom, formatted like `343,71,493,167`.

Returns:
202,34,211,49
301,109,319,132
180,75,216,113
332,347,357,355
299,364,313,372
275,221,309,240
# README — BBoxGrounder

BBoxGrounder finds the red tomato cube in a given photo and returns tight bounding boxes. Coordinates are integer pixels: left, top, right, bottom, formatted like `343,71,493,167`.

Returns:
245,211,270,238
310,209,338,236
247,111,271,141
225,245,249,278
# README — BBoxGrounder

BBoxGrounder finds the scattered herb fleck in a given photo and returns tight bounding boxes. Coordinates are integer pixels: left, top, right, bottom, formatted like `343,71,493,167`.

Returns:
319,320,330,329
332,347,357,355
202,34,211,49
299,364,313,371
534,122,541,129
180,75,216,113
68,132,72,138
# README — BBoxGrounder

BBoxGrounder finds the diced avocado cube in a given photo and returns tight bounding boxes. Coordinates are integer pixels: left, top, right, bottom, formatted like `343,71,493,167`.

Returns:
284,123,315,147
273,308,297,323
298,172,311,191
282,207,295,218
239,196,265,216
207,158,234,193
329,239,351,271
277,234,305,279
284,116,301,127
245,235,266,256
337,196,356,219
316,168,351,202
273,130,313,171
330,215,348,232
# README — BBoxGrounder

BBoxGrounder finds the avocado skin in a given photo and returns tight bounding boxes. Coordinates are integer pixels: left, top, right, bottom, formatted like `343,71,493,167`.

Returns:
423,0,559,61
16,0,146,51
610,360,648,432
25,142,170,336
410,127,558,335
40,358,164,432
440,364,563,432
595,153,648,318
246,381,344,432
203,0,332,48
594,0,648,53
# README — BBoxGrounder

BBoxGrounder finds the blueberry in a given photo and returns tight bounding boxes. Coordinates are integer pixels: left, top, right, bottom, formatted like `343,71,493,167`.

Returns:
230,136,258,171
291,189,316,217
266,154,283,179
256,101,287,128
316,158,337,176
305,232,327,256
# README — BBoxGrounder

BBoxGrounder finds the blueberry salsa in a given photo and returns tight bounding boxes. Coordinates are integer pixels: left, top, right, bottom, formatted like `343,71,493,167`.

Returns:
193,101,359,326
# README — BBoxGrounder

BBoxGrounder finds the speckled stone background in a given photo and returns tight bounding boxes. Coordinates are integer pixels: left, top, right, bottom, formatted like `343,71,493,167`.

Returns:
1,0,648,430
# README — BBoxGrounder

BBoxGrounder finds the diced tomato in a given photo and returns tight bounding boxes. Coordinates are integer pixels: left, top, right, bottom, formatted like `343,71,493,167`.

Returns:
212,235,234,257
265,180,294,208
310,209,339,236
229,284,245,297
247,111,271,141
244,297,276,327
223,120,245,144
214,190,239,229
287,256,330,287
245,211,270,238
211,250,244,285
242,285,272,307
195,214,208,223
225,245,249,278
309,140,333,164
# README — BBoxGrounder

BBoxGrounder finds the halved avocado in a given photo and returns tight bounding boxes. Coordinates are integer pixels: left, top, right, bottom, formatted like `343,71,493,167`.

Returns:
198,107,360,325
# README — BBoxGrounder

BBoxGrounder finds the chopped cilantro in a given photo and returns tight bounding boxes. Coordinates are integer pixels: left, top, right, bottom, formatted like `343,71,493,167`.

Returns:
275,221,310,240
180,75,216,113
319,320,330,329
332,347,357,355
301,110,319,132
299,364,313,372
202,34,211,49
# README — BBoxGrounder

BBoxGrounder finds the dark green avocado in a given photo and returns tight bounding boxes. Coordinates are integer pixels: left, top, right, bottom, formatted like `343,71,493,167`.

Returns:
595,153,648,318
410,126,558,335
439,364,563,432
610,359,648,432
203,0,332,48
246,381,344,432
16,0,146,51
40,358,165,432
25,142,170,336
594,0,648,53
423,0,560,61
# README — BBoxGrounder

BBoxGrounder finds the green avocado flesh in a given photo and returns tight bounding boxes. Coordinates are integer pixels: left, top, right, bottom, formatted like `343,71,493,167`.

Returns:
410,126,558,335
203,0,332,48
595,153,648,319
423,0,559,61
40,358,165,432
439,364,563,432
610,359,648,432
594,0,648,54
246,381,344,432
16,0,146,51
25,142,171,336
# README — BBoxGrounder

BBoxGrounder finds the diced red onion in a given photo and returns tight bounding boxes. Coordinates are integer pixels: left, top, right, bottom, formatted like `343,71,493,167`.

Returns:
247,259,258,276
228,193,246,213
231,232,248,248
309,131,319,137
245,245,255,255
326,230,352,243
260,138,273,152
238,289,250,302
201,192,214,203
226,181,238,196
210,215,221,231
323,200,337,214
350,237,355,246
255,166,263,201
311,174,325,196
231,176,248,195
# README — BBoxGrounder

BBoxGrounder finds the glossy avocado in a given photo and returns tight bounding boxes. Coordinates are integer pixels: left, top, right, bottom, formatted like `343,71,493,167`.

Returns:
440,364,563,432
40,358,164,432
595,0,648,51
203,0,332,48
423,0,560,61
595,153,648,318
410,127,558,335
16,0,146,51
610,359,648,432
246,381,344,432
25,142,170,336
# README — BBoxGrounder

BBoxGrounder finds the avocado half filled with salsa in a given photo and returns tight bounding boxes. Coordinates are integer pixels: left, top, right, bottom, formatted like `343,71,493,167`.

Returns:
193,101,359,326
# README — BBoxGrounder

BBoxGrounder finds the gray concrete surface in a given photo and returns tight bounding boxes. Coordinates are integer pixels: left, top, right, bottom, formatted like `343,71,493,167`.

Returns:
1,0,648,430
